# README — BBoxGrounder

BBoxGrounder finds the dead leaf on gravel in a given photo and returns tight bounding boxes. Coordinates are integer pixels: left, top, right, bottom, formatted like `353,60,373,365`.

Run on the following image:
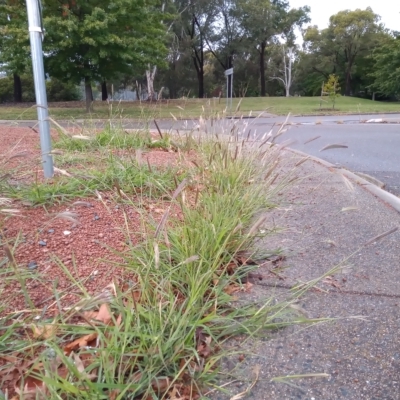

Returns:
14,370,46,399
82,310,99,320
31,322,57,339
94,303,112,324
151,377,171,393
64,333,98,355
53,211,80,224
224,284,241,295
72,353,97,381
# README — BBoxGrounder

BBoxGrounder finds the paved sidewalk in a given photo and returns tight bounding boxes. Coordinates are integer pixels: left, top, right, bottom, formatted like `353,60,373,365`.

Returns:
218,151,400,400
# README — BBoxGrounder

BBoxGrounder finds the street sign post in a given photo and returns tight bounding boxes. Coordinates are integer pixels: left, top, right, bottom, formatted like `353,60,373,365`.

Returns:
26,0,54,178
225,68,233,110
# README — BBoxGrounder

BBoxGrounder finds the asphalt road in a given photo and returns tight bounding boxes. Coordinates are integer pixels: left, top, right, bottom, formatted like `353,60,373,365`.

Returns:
1,113,400,194
272,123,400,196
154,115,400,196
150,114,400,195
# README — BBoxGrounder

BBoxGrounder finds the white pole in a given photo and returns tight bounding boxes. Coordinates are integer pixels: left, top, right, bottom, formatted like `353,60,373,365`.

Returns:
26,0,53,178
230,73,233,110
226,75,228,109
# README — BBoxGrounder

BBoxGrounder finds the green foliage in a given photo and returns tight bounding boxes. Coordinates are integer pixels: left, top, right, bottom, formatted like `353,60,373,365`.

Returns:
322,74,341,109
0,75,81,103
46,78,82,102
0,75,35,102
302,8,385,97
370,35,400,97
0,0,31,76
43,0,168,93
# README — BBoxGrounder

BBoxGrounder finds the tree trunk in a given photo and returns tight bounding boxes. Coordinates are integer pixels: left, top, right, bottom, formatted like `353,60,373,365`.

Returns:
101,80,108,101
146,65,157,101
345,68,352,96
84,76,93,112
227,55,233,98
13,73,22,103
197,70,204,99
259,42,266,97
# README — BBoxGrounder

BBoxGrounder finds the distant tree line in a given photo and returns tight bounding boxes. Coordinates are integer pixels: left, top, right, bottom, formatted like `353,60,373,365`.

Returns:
0,1,399,110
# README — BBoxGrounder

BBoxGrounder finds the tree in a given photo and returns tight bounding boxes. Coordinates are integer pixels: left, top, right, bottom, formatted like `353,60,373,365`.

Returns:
271,45,295,96
322,74,340,108
328,8,383,96
370,34,400,97
0,0,31,102
42,0,168,111
303,8,384,97
171,0,218,98
236,0,309,96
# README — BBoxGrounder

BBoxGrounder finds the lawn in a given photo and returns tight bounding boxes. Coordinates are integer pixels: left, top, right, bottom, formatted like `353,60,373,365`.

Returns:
0,96,399,120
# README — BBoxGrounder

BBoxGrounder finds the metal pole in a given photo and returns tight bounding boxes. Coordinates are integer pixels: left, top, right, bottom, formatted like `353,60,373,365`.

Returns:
230,73,233,110
26,0,53,178
226,75,228,109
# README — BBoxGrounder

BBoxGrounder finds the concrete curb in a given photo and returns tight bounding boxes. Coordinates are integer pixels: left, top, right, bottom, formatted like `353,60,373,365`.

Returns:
287,147,400,214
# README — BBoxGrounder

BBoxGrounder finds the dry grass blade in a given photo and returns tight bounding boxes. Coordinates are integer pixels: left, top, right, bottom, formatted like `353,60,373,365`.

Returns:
47,116,70,136
72,135,92,140
364,227,398,246
341,174,354,191
153,119,164,139
341,206,358,212
0,197,12,206
154,241,160,269
9,151,29,160
229,365,260,400
53,211,80,224
235,98,243,113
179,255,200,265
1,208,21,215
54,167,72,177
155,179,187,238
295,157,310,167
270,373,330,385
3,244,16,266
320,144,348,152
50,149,64,155
303,135,321,145
135,149,142,165
247,215,268,236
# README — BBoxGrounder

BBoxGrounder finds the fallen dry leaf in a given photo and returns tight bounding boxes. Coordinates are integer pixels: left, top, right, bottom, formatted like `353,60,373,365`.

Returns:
72,352,98,381
151,377,171,393
95,303,112,324
224,284,241,295
31,323,57,340
14,370,46,399
64,333,98,355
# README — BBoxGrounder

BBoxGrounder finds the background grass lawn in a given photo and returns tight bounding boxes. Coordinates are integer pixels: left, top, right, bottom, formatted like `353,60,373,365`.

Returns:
0,96,399,120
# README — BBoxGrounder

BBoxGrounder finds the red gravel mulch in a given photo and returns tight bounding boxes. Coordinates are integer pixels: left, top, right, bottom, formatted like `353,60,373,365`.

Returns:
0,126,188,316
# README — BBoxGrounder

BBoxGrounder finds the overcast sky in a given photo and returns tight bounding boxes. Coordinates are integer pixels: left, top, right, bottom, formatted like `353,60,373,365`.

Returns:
289,0,399,31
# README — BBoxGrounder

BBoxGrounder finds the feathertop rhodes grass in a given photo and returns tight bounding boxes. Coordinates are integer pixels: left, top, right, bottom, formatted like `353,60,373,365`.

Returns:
0,117,321,399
